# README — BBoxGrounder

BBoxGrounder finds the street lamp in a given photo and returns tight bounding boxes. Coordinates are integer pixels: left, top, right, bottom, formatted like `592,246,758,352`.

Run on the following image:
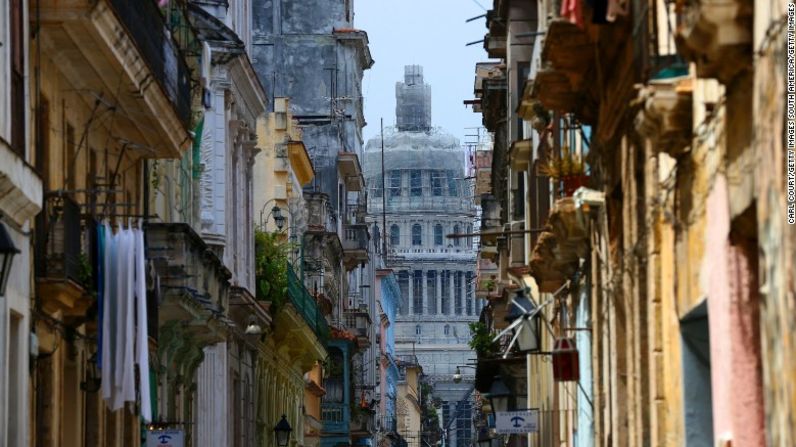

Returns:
0,220,20,296
505,289,541,353
244,315,263,335
274,415,292,447
486,376,511,413
452,365,476,384
259,199,286,231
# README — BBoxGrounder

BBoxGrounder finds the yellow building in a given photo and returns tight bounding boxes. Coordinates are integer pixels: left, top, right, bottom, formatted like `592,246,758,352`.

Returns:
29,0,192,444
396,357,423,447
253,96,328,447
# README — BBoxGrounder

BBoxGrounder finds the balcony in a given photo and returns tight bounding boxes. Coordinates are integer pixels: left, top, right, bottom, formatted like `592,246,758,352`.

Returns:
338,152,365,192
344,306,372,350
343,224,370,270
35,195,93,316
529,197,590,293
634,77,693,156
321,403,349,434
484,34,507,59
675,0,752,83
306,192,337,234
146,223,232,343
288,264,331,344
38,0,192,156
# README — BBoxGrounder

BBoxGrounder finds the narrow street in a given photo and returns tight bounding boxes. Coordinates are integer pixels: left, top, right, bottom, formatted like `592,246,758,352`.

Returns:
0,1,794,447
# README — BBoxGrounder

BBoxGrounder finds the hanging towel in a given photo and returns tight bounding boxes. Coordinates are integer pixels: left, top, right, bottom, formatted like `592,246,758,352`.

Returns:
101,222,115,404
96,223,104,368
120,225,137,407
111,224,127,410
135,227,152,422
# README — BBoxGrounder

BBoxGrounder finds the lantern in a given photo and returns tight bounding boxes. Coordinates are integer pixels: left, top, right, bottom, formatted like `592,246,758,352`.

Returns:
452,366,463,384
272,206,286,231
274,415,293,447
0,221,19,296
486,376,511,413
552,338,579,382
506,289,540,353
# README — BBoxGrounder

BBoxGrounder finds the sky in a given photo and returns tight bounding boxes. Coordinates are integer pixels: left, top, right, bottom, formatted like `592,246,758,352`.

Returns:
355,0,491,147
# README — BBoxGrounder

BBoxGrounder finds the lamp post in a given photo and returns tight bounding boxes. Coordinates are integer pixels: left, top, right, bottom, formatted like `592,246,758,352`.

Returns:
486,376,511,414
0,220,20,296
452,365,476,384
274,415,292,447
259,199,286,232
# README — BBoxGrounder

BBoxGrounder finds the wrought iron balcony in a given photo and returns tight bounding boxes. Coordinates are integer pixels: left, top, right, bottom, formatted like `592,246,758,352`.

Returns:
35,194,94,316
38,0,193,155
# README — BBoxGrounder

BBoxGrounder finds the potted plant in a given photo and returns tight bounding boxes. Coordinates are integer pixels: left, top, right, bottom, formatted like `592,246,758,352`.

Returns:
538,148,588,196
468,322,499,358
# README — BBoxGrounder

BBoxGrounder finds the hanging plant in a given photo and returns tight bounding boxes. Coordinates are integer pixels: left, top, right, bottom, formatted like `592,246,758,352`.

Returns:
254,228,289,310
537,148,585,179
468,321,499,358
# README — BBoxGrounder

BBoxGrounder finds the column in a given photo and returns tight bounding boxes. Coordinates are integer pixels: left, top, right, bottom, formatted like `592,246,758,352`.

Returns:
461,271,468,315
448,270,455,315
436,269,442,315
408,270,414,315
421,270,428,315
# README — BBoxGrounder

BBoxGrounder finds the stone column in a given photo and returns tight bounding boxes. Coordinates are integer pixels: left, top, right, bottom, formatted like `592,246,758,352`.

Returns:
408,270,414,315
461,271,468,315
436,270,442,315
448,270,455,315
421,270,427,315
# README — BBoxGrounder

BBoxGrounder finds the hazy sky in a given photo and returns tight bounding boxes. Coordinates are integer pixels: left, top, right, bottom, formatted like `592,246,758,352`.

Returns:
355,0,491,147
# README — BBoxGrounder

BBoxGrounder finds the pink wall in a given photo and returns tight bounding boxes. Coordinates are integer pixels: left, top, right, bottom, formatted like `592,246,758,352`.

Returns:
704,174,765,445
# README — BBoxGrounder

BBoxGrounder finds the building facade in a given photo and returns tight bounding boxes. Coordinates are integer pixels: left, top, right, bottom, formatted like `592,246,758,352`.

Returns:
469,0,795,446
365,66,479,447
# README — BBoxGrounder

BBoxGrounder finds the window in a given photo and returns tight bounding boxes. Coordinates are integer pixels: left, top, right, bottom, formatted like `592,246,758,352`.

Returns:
410,170,422,196
447,170,459,196
389,170,402,197
415,325,422,335
453,225,460,246
412,224,422,246
10,0,25,156
390,224,400,247
431,170,443,196
427,271,437,314
444,325,450,336
434,224,443,246
372,174,383,197
413,271,423,314
398,271,409,315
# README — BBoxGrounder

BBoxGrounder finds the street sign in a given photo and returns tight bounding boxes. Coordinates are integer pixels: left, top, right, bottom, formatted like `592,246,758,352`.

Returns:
495,410,539,434
146,430,185,447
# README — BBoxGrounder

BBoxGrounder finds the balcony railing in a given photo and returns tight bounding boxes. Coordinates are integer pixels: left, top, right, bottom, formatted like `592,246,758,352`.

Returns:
35,195,83,283
108,0,192,127
288,263,330,343
343,224,370,252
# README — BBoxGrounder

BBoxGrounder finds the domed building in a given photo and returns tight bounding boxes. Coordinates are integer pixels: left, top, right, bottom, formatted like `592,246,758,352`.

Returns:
364,66,481,447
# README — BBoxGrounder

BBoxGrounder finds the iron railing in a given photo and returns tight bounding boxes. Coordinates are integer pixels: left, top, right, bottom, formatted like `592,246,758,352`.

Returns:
288,263,330,343
35,195,83,283
108,0,192,128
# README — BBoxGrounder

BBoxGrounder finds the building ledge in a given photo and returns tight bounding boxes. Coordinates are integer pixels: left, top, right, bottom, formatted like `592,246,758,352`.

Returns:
289,140,315,186
634,77,693,155
0,144,43,225
37,279,93,317
675,0,752,83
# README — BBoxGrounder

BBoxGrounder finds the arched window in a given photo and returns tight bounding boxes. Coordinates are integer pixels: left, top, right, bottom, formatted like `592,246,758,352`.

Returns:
390,224,400,247
412,224,422,246
453,225,460,246
444,325,450,336
434,224,443,246
415,325,422,335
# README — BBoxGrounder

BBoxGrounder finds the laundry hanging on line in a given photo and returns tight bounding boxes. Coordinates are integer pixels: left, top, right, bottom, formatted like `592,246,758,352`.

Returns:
97,221,151,422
